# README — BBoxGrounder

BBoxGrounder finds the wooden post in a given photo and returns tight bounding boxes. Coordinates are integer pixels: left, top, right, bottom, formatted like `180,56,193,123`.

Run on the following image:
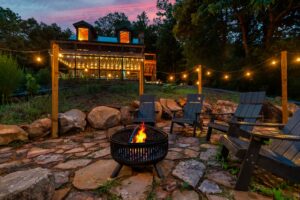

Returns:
51,42,59,138
197,65,202,94
139,60,144,95
281,51,288,124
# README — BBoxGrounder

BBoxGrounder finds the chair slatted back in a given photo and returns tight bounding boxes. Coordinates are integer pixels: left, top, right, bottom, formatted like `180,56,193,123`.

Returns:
138,95,155,120
234,92,266,131
183,94,204,121
268,109,300,162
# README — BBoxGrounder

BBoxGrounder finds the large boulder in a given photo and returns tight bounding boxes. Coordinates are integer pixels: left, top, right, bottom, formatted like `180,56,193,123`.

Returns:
155,101,163,121
0,125,28,145
21,118,51,139
262,102,282,123
87,106,121,129
212,100,237,121
0,167,55,200
58,109,87,134
120,106,133,125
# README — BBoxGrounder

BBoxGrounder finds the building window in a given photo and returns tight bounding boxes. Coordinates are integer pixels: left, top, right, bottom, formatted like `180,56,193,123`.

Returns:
78,28,89,41
120,31,130,43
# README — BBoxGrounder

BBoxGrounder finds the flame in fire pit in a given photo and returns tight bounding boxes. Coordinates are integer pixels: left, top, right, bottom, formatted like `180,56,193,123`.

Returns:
132,122,147,143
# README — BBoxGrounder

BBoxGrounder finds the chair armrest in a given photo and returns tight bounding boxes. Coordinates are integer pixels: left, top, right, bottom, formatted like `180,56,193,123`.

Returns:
235,115,263,120
251,132,300,141
229,121,285,127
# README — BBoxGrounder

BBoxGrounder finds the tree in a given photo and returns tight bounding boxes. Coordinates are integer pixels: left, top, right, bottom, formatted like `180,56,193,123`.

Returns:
94,12,131,36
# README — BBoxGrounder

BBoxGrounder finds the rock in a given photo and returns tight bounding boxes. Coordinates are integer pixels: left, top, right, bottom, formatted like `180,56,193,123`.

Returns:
166,151,186,160
288,103,299,115
0,124,28,145
171,190,199,200
262,102,282,123
89,147,110,158
176,97,186,107
162,177,177,192
82,142,97,148
54,159,91,169
203,101,213,114
177,137,200,146
0,167,54,200
53,171,70,189
131,100,140,108
160,99,173,119
155,101,163,121
120,106,133,125
73,160,120,190
199,148,218,161
59,109,87,134
212,100,237,121
198,180,222,194
157,160,175,177
111,173,153,200
34,154,65,165
233,191,272,200
207,195,229,200
87,106,121,129
184,149,199,158
65,191,95,200
206,170,236,188
27,147,55,158
0,160,31,175
106,125,124,138
155,187,169,200
21,118,51,139
65,147,85,154
172,160,205,187
52,188,70,200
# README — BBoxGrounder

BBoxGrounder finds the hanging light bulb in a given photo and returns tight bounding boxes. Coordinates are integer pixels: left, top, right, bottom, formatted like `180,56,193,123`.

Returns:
196,81,199,85
296,57,300,62
84,68,88,72
169,75,174,81
206,71,211,76
182,74,187,79
224,74,229,80
108,73,112,78
59,53,63,58
271,60,277,65
127,71,130,75
245,71,252,77
36,56,42,63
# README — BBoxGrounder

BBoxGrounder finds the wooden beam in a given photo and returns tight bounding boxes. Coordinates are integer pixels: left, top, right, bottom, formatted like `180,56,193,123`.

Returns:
281,51,288,124
197,65,202,94
139,61,144,95
51,42,59,138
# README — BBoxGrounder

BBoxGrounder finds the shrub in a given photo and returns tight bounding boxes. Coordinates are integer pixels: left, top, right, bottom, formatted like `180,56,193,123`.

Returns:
25,73,40,96
36,68,51,86
0,54,24,103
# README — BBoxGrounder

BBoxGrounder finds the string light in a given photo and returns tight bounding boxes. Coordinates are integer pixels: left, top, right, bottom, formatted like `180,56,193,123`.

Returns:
224,74,229,80
206,71,211,76
126,71,130,75
59,53,63,58
169,75,174,81
296,57,300,62
271,60,277,65
196,81,199,85
182,74,187,79
36,56,42,63
245,71,252,78
108,73,112,78
84,68,88,72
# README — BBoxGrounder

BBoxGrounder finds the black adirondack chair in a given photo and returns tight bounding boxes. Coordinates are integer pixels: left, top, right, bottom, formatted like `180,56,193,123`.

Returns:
206,91,266,141
170,94,204,136
132,94,156,126
220,109,300,191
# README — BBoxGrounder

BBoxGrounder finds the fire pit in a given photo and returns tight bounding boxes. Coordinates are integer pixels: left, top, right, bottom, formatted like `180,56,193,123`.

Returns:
110,124,168,178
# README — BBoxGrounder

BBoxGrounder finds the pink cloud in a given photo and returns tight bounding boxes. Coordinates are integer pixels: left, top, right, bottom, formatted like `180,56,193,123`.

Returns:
40,1,162,28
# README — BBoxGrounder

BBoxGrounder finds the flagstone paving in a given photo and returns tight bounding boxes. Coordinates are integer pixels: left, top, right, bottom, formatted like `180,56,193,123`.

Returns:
0,120,298,199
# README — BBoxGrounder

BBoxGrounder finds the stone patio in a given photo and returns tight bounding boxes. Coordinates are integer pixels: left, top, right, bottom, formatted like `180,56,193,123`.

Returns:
0,120,299,200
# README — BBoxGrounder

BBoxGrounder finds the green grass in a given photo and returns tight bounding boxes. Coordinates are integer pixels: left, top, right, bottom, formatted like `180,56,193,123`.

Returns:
95,179,121,200
0,80,239,124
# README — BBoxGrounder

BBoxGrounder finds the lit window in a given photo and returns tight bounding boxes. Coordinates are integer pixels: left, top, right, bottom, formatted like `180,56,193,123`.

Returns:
120,31,130,43
78,28,89,41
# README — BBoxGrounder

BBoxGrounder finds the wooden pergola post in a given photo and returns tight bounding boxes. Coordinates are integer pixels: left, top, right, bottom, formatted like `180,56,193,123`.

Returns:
197,65,202,94
51,42,59,138
281,51,288,124
139,60,144,95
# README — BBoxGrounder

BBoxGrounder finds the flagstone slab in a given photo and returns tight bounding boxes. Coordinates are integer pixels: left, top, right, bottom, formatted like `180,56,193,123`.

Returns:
52,187,71,200
89,147,110,158
199,180,222,194
54,159,91,169
171,190,199,200
65,147,85,154
111,173,153,200
172,159,205,187
199,148,218,161
53,171,70,189
27,147,55,158
34,154,65,165
206,170,236,188
73,159,125,190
